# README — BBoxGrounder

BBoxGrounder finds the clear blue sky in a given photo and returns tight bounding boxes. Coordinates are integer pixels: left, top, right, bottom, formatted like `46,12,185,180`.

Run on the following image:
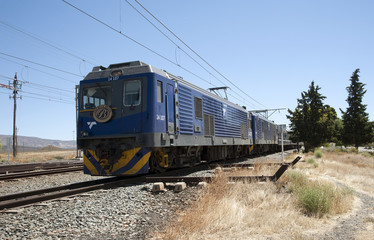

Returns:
0,0,373,141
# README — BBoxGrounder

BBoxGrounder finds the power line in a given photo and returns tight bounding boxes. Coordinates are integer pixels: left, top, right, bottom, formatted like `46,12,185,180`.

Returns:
0,56,78,83
21,90,74,103
126,0,260,109
24,84,73,98
134,0,267,109
62,0,214,88
0,74,13,81
123,0,226,87
25,82,74,93
1,72,76,96
0,52,83,78
21,94,75,105
0,91,11,95
63,0,266,110
0,19,98,66
1,87,74,104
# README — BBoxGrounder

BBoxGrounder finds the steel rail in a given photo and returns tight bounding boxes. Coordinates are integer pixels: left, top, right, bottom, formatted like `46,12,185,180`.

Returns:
0,176,145,210
0,162,83,174
0,166,83,181
0,166,197,210
146,156,302,183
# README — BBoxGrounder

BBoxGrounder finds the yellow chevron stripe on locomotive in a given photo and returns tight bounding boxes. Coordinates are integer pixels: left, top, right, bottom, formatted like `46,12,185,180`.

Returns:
83,147,151,176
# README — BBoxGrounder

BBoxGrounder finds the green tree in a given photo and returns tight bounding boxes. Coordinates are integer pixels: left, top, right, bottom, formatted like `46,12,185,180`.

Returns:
287,81,337,152
340,69,373,147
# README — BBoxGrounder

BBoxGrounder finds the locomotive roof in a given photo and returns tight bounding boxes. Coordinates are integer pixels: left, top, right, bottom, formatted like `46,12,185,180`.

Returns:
83,61,248,113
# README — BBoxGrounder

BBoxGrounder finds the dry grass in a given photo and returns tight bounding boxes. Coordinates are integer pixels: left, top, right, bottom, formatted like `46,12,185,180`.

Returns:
281,171,353,218
227,164,280,177
303,151,374,196
153,150,373,239
0,150,77,163
155,175,320,240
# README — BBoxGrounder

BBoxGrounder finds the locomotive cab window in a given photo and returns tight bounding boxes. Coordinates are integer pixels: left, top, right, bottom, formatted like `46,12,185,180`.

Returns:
82,85,112,109
124,80,141,106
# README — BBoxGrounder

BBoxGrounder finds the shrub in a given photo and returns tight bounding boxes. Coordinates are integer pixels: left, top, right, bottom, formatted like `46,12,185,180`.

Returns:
294,182,334,217
314,150,323,158
54,156,64,160
286,171,353,218
307,158,319,168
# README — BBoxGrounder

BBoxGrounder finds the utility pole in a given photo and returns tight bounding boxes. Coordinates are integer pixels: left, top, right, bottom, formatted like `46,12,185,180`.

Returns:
11,73,22,157
1,73,22,158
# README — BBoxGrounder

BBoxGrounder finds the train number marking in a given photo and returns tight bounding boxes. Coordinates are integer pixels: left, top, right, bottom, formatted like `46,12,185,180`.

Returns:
156,114,165,121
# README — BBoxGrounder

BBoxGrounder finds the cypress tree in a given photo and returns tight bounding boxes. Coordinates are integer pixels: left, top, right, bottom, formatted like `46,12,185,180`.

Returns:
287,81,336,152
341,69,372,147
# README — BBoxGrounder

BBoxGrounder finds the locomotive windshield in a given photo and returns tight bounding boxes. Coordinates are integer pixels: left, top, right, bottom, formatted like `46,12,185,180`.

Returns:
81,85,112,109
123,80,141,106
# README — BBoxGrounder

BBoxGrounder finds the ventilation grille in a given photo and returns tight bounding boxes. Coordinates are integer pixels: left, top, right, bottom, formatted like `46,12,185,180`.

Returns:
204,114,214,136
194,97,202,119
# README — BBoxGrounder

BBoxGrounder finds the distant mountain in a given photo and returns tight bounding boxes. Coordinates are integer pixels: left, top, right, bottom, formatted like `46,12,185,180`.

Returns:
0,135,75,151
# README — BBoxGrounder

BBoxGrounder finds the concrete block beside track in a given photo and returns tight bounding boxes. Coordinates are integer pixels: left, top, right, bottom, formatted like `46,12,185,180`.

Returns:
174,182,186,192
152,182,166,192
197,182,208,189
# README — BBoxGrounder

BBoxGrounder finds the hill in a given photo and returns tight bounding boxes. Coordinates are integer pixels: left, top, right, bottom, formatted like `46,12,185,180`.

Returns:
0,135,75,152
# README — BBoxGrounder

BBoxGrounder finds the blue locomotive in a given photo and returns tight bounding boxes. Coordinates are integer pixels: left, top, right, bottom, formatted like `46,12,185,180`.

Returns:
77,61,289,176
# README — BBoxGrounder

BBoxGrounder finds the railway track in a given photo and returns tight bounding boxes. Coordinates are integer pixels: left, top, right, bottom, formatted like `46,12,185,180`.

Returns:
0,155,300,211
0,176,145,211
0,166,201,211
147,156,302,183
0,162,83,181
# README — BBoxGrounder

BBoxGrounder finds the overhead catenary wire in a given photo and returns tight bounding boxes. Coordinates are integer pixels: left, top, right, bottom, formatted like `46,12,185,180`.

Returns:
0,74,13,81
21,90,74,103
1,72,75,96
0,19,98,66
63,0,267,110
123,0,228,88
1,85,74,105
21,94,75,105
0,56,78,83
25,82,74,93
125,0,258,109
134,0,268,109
24,85,74,98
62,0,215,88
63,0,256,109
0,52,83,78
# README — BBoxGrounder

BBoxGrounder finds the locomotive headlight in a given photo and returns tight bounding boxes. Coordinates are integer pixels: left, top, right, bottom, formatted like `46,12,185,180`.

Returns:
81,131,89,137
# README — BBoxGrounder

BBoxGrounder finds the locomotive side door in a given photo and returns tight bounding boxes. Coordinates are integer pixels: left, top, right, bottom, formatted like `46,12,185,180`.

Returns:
122,79,142,133
165,83,175,134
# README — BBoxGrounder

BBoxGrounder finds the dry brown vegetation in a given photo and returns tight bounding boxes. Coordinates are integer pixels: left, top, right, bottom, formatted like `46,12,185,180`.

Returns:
154,150,374,239
156,176,321,240
0,149,77,163
308,151,374,197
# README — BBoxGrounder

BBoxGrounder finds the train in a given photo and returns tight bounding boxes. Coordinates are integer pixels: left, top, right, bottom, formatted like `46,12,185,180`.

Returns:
77,61,295,176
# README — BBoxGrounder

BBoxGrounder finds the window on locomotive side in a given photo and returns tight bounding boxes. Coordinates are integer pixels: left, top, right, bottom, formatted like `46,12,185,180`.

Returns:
194,97,202,119
82,85,112,109
157,80,163,103
124,80,141,106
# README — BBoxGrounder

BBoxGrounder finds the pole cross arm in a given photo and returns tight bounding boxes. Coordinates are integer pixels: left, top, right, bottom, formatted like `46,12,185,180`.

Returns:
0,83,13,90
